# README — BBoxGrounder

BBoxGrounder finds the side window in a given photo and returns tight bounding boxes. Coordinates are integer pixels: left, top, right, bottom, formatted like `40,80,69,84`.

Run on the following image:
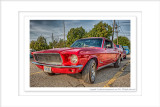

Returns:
104,40,113,48
103,41,106,48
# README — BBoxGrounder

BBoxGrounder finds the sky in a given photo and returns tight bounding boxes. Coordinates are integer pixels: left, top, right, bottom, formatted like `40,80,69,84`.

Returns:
30,20,130,43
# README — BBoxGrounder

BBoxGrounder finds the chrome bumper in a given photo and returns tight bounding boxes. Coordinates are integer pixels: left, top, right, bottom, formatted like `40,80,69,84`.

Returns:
32,62,83,69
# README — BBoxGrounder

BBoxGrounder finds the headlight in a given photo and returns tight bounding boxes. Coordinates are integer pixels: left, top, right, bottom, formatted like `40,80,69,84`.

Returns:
70,55,78,64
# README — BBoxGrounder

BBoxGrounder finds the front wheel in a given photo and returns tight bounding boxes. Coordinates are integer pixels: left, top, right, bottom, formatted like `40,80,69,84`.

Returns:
82,59,97,84
114,57,121,68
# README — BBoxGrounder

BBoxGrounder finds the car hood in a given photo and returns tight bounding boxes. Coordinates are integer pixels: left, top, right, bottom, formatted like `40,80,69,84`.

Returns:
33,47,102,55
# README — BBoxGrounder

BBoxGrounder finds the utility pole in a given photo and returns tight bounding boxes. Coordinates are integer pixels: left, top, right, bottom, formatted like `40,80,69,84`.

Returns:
52,33,54,43
63,20,65,41
112,20,115,42
115,23,118,45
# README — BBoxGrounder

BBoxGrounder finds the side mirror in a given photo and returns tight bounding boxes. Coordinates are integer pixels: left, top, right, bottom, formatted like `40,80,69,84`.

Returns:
106,45,109,48
106,44,111,48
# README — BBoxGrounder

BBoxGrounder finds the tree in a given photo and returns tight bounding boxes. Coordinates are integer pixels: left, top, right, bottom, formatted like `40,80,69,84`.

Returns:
66,27,86,47
113,36,130,48
30,36,49,51
30,40,36,50
86,21,113,39
48,40,58,49
56,39,66,48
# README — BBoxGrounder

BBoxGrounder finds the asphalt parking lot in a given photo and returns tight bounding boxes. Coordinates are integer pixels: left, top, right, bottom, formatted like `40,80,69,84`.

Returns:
30,55,130,87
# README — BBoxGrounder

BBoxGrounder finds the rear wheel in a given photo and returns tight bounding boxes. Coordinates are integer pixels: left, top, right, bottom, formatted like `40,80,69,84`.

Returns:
82,59,97,84
114,57,121,68
121,56,123,61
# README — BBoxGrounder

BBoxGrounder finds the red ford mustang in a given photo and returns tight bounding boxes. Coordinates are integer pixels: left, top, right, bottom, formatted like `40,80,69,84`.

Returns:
32,37,121,83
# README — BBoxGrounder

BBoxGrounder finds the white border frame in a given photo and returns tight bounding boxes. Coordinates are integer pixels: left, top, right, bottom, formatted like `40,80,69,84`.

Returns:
19,11,141,96
1,0,160,107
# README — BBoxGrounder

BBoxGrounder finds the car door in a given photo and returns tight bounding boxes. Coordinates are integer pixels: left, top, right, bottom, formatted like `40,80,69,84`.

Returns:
112,44,119,62
103,39,116,64
106,40,120,63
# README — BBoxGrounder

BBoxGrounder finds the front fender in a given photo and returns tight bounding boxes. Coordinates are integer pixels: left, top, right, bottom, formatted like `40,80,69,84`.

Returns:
88,55,98,61
78,54,99,71
87,55,98,69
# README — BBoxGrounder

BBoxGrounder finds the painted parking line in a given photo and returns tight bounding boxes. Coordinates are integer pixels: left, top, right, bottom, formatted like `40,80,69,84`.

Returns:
30,71,43,75
104,71,123,87
104,61,130,87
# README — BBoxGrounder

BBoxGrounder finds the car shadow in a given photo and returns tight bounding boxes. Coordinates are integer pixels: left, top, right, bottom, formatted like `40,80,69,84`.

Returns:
67,62,130,85
68,73,82,79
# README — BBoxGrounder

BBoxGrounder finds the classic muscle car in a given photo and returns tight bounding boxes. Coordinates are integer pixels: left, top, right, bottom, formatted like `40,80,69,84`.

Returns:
30,49,36,58
32,37,121,83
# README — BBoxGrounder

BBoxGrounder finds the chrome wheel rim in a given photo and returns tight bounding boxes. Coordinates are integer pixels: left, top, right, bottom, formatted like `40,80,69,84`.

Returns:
91,62,96,82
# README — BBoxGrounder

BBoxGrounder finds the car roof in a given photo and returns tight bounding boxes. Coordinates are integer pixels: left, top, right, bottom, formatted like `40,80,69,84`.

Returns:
80,37,112,41
80,37,105,39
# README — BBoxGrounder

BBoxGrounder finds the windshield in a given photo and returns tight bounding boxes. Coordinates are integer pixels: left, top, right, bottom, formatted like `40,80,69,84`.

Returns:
71,38,103,48
123,46,129,49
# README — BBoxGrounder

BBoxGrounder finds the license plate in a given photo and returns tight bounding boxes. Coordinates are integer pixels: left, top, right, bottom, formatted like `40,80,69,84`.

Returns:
44,66,52,73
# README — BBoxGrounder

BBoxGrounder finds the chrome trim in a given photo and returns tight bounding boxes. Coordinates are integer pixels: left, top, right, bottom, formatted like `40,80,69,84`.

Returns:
97,63,113,70
32,62,83,69
99,61,103,64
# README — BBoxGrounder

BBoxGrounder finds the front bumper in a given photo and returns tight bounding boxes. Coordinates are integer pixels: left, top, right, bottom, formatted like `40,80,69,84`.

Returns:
32,62,83,74
32,62,83,68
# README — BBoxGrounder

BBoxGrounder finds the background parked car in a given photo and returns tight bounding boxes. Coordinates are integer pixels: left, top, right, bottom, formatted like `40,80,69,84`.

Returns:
123,49,127,59
123,46,130,55
30,49,36,58
116,45,124,60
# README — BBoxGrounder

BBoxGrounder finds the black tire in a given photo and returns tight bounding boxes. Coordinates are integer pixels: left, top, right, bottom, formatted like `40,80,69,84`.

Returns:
124,56,126,59
44,72,55,76
82,59,97,84
121,56,123,61
114,57,121,68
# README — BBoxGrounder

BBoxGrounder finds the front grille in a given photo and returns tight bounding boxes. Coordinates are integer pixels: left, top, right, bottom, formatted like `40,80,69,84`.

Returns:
34,53,62,65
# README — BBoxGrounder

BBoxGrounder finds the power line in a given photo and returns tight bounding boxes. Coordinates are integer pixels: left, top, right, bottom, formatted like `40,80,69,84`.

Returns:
119,26,126,37
119,22,130,23
120,25,130,26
